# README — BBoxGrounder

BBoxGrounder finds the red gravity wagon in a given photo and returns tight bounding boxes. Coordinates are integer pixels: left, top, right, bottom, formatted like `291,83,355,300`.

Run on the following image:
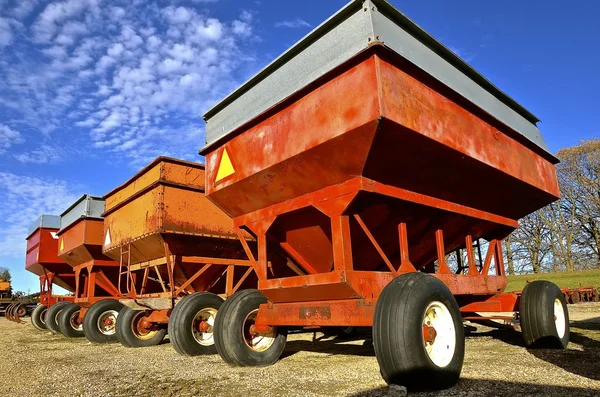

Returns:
200,0,567,390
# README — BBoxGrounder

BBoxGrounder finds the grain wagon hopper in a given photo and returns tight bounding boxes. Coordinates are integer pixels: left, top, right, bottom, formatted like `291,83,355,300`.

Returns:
200,0,568,390
102,157,258,354
25,215,75,330
51,195,124,343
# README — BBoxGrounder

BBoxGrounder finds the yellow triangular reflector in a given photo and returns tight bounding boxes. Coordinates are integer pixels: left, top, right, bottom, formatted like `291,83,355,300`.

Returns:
215,148,235,182
59,238,64,252
104,228,111,247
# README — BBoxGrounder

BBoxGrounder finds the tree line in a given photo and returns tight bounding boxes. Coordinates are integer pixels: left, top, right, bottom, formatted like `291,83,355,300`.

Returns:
505,139,600,274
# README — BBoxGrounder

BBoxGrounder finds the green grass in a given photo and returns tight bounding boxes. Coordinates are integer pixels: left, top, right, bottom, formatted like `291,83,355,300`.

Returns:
505,269,600,292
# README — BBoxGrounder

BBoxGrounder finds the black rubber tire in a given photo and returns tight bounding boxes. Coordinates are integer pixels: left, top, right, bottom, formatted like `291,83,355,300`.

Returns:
46,301,72,335
83,299,123,343
58,303,85,338
520,280,569,349
115,307,166,348
31,305,48,331
373,272,465,391
168,292,224,356
214,289,287,366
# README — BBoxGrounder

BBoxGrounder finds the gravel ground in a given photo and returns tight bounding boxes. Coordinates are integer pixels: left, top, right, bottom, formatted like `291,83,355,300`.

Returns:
0,303,599,397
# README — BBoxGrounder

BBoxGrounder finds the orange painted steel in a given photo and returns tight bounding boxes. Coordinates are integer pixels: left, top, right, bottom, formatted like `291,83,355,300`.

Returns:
57,217,121,321
202,46,561,329
25,224,75,310
102,157,258,324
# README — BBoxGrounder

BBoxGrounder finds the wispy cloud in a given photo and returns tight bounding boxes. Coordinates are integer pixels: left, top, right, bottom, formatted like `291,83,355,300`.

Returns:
0,2,258,164
0,172,82,257
275,18,311,29
14,144,64,164
0,124,24,153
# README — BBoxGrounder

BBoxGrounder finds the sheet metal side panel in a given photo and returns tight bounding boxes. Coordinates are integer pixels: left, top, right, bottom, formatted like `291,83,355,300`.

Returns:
60,196,105,231
104,163,162,212
204,5,374,146
103,187,162,252
162,162,206,191
60,197,89,231
87,196,106,219
27,215,60,238
161,185,237,238
370,7,550,153
203,0,551,157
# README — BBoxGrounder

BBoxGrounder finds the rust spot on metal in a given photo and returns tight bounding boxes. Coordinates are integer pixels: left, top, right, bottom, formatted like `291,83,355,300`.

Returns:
299,305,332,320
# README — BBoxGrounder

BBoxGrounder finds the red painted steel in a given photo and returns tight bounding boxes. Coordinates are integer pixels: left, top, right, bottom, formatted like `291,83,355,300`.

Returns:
202,46,561,329
25,225,75,310
57,217,121,321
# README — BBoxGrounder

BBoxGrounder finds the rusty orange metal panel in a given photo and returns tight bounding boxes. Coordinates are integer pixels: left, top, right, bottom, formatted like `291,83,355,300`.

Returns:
104,157,205,213
103,157,247,265
57,218,114,267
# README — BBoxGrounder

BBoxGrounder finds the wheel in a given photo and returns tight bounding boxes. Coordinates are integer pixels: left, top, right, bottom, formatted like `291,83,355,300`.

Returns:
570,291,580,304
520,280,569,349
214,289,287,366
168,292,224,355
45,301,72,334
82,299,123,343
57,303,84,338
31,305,48,331
373,272,464,391
16,304,26,318
115,307,166,348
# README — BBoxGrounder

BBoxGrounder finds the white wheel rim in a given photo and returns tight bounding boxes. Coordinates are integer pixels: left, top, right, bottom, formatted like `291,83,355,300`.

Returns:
243,309,276,352
40,309,48,325
554,298,566,338
69,310,83,331
192,308,217,346
97,310,119,335
422,301,456,368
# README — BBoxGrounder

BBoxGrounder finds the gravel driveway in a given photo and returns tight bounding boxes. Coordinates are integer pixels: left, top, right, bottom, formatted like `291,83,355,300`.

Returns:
1,303,598,396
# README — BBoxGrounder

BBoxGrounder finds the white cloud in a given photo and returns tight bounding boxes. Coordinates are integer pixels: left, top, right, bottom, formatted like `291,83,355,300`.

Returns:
0,17,15,47
10,0,41,20
32,0,94,42
0,124,24,152
14,144,63,164
0,172,81,257
1,1,259,163
275,18,312,29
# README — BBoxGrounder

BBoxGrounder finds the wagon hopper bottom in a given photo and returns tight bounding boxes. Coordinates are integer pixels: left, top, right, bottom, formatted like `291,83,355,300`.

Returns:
51,195,125,343
200,0,568,391
102,157,260,354
24,215,75,329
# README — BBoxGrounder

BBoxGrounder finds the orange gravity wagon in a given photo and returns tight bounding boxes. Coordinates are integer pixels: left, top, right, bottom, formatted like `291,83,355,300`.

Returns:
25,215,75,331
49,195,125,343
200,0,568,390
102,157,259,354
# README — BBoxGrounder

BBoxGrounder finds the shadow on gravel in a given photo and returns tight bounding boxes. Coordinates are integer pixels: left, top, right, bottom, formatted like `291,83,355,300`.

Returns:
527,327,600,381
465,322,600,381
281,329,375,359
349,379,600,397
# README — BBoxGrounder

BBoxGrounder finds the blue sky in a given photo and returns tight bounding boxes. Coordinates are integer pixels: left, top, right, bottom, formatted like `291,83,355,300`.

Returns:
0,0,598,292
